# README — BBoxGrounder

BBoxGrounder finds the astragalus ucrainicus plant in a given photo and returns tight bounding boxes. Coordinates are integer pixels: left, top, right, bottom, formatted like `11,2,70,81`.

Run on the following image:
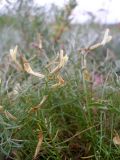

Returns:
1,21,120,160
0,34,69,159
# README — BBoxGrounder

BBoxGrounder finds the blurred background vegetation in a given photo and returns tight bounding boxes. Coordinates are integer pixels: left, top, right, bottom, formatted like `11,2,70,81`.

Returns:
0,0,120,55
1,0,120,159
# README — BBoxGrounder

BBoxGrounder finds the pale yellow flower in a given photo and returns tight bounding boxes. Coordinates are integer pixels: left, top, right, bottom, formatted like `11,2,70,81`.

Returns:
33,132,43,160
21,55,45,79
50,50,68,74
4,110,17,121
10,45,18,62
51,75,65,88
89,28,112,50
10,46,23,71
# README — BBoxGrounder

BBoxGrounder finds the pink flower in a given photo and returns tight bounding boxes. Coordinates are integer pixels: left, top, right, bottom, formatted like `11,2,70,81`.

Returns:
92,72,104,87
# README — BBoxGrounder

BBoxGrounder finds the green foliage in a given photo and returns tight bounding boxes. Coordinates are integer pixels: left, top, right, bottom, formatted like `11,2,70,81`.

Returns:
0,0,120,159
